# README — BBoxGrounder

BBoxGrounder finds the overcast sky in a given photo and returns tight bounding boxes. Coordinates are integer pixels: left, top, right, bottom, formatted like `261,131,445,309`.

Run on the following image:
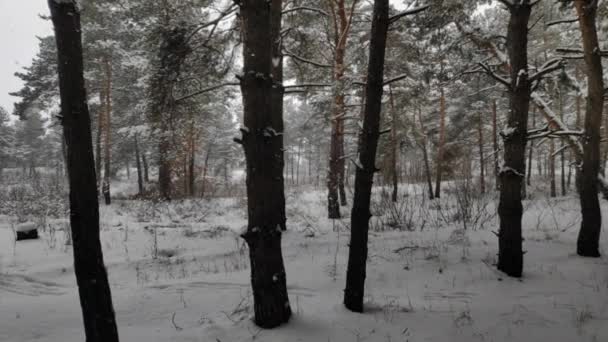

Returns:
0,1,52,117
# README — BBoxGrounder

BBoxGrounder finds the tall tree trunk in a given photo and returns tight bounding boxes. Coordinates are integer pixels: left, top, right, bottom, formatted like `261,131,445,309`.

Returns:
135,135,143,196
497,1,531,278
434,87,446,198
493,99,500,190
575,0,603,257
237,0,291,328
344,0,388,312
47,1,119,341
526,105,535,187
559,86,566,196
328,0,354,216
200,140,212,198
389,85,398,202
150,20,190,201
478,110,486,194
188,120,196,197
102,56,112,205
550,138,556,197
418,105,434,200
95,90,103,191
142,151,149,183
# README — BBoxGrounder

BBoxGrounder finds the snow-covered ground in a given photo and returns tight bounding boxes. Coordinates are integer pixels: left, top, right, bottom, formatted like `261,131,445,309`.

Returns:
1,182,607,342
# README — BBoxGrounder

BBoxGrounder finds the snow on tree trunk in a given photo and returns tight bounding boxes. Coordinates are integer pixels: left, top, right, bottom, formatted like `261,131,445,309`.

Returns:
497,1,532,278
237,0,291,329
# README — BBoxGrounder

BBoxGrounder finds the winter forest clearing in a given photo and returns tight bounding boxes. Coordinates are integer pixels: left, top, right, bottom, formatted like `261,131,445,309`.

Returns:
1,0,608,341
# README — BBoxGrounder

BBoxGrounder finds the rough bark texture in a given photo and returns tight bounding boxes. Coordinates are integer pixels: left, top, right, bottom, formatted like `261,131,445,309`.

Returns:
237,0,291,328
497,1,531,278
344,0,388,313
575,0,603,257
47,1,119,341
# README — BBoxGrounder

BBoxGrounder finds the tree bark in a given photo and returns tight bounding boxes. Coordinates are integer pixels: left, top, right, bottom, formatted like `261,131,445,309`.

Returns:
493,99,500,190
434,87,446,198
526,105,535,187
102,56,112,205
344,0,388,313
142,151,149,183
575,0,603,257
135,135,143,196
389,85,398,202
418,105,434,200
149,19,191,201
95,90,103,191
478,109,486,194
47,1,119,341
237,0,291,328
497,1,532,278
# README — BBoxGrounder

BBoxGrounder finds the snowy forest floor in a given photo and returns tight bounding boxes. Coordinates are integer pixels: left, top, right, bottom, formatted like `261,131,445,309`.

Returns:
1,179,608,342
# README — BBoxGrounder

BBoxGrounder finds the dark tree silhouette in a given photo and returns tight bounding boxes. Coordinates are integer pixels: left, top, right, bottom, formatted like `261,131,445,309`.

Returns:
236,0,292,328
574,0,604,257
496,0,532,278
344,0,389,313
47,1,119,341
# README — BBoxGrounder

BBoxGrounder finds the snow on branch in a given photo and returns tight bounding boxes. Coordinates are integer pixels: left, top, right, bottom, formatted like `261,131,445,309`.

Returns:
532,93,583,159
546,18,578,27
389,5,430,24
478,62,511,88
529,57,564,82
283,49,332,68
383,74,409,86
282,6,329,16
186,4,238,44
174,82,239,103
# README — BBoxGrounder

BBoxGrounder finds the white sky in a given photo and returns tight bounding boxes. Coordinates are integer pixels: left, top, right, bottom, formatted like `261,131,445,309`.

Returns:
0,1,52,117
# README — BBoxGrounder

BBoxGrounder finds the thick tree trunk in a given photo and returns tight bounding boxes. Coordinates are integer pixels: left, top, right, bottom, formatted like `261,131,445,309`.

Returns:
344,0,388,313
497,1,531,278
434,87,446,198
575,0,603,257
237,0,291,328
135,135,143,196
328,0,353,215
102,56,112,205
47,1,119,341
